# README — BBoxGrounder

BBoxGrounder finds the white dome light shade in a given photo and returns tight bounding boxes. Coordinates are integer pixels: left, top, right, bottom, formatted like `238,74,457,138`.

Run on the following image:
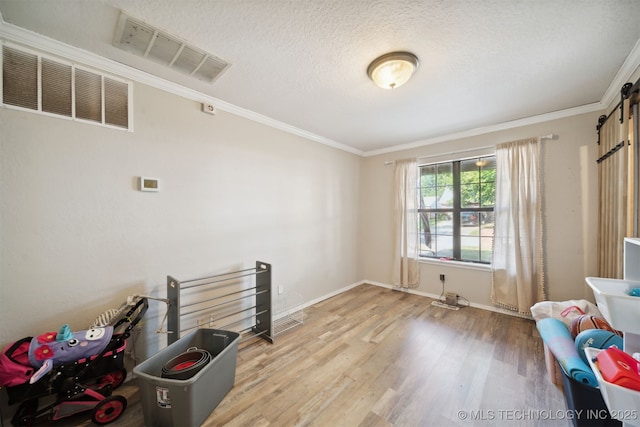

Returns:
367,52,419,89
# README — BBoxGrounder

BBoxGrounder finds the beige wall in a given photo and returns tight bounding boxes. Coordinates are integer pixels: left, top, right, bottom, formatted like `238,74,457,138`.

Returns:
360,111,602,309
1,65,634,357
0,83,362,354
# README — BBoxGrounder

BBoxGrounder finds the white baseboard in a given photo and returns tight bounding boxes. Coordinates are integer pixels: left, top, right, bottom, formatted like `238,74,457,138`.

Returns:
361,280,533,320
289,280,532,321
279,280,365,318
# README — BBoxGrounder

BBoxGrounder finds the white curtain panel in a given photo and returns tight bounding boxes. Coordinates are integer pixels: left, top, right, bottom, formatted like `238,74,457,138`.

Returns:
491,138,545,315
392,159,420,288
597,101,629,278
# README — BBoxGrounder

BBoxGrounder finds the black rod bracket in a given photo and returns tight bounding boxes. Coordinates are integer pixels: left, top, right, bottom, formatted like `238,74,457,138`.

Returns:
596,115,607,145
620,82,633,124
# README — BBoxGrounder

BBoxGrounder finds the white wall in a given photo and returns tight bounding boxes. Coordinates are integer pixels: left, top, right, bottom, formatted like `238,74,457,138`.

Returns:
0,82,362,355
1,60,634,360
360,111,602,309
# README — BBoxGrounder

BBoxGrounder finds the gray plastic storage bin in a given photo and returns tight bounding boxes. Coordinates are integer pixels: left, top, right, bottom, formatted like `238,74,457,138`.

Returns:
133,329,240,427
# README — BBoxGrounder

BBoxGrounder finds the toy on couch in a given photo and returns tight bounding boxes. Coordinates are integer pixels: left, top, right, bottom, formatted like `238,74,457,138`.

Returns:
0,296,148,426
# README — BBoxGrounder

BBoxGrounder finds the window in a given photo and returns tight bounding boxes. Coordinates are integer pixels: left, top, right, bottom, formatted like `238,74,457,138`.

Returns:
2,44,131,130
418,155,496,264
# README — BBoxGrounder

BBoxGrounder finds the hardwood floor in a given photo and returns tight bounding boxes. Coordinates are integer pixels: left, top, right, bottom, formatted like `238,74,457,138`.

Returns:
57,284,568,426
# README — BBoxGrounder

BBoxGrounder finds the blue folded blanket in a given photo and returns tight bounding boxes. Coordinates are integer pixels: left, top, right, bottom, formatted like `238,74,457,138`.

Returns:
536,317,598,387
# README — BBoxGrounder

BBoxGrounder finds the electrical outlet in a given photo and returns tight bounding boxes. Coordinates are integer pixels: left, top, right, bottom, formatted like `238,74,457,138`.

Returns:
278,285,284,295
439,274,445,281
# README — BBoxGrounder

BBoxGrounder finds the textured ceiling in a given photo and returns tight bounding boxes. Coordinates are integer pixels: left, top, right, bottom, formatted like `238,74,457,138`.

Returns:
1,0,639,154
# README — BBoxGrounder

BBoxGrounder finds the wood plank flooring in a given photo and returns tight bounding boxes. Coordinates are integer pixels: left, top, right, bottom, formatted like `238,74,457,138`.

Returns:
56,284,568,426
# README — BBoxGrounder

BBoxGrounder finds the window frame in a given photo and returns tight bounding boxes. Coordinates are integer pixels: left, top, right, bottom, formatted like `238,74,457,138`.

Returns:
418,154,496,265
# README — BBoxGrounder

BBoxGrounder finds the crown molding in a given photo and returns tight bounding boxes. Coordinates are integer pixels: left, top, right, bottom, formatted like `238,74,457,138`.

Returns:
1,16,637,159
0,18,363,157
600,37,640,109
362,102,604,157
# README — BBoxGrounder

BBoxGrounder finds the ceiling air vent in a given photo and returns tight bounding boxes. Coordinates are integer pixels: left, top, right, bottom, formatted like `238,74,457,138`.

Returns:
113,13,230,84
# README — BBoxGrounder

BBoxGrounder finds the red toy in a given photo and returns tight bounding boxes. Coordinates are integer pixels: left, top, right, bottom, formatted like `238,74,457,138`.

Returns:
597,347,640,392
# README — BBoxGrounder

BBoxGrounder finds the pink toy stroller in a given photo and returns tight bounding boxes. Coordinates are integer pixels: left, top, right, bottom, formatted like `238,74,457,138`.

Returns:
1,297,147,426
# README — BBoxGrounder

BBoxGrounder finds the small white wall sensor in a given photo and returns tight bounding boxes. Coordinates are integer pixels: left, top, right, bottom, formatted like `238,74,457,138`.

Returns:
202,103,216,115
139,177,160,192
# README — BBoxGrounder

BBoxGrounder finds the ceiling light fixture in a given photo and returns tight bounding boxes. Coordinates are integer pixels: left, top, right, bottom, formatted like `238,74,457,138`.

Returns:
367,51,419,89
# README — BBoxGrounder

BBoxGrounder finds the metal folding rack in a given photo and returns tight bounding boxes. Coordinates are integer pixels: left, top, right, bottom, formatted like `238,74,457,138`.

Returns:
166,261,273,345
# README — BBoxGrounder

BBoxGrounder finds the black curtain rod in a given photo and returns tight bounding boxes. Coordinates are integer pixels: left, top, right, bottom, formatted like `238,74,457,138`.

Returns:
596,78,640,144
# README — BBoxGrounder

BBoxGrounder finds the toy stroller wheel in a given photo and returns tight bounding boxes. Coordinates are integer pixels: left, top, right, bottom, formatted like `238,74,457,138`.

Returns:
91,395,127,425
11,398,38,427
99,368,128,390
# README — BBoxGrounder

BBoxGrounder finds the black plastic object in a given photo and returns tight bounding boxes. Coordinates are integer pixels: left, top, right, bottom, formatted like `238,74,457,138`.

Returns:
560,367,621,427
161,348,211,380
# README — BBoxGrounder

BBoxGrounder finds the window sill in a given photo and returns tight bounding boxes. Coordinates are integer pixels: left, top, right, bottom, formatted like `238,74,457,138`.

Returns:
418,257,492,272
